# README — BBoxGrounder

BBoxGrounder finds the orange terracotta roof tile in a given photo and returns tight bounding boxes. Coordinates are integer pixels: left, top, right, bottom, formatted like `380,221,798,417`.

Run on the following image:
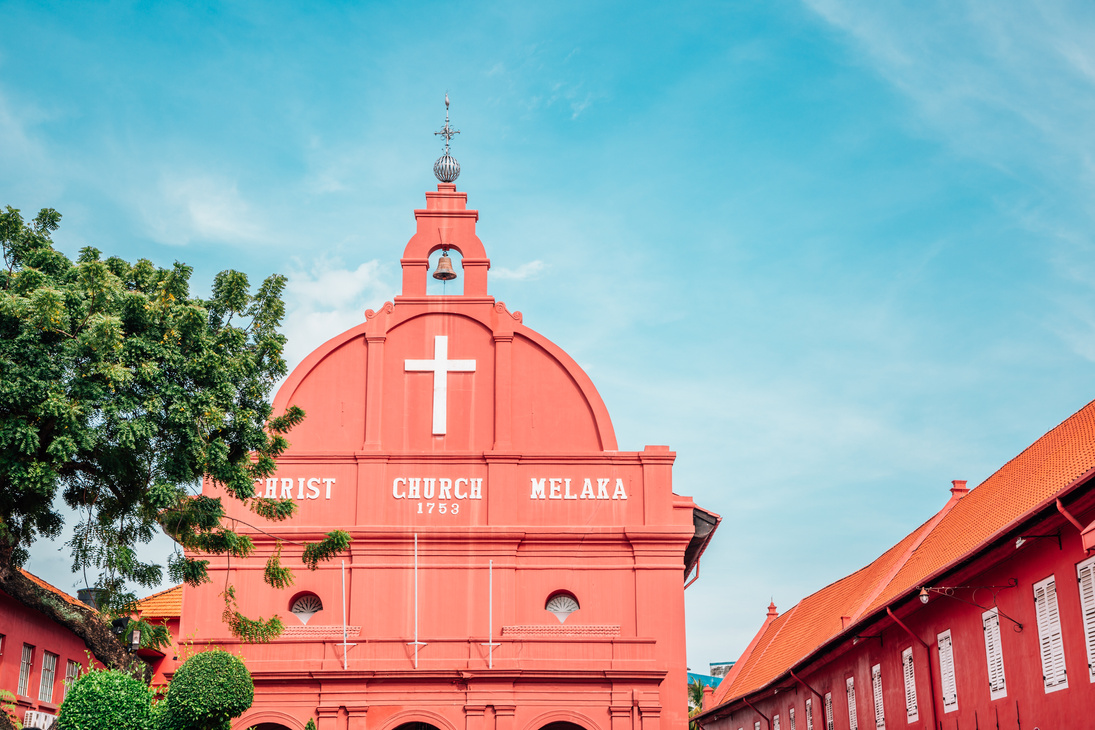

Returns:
712,397,1095,711
16,569,87,609
135,584,183,618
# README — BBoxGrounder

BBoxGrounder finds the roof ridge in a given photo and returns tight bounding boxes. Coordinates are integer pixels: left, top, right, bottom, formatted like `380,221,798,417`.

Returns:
712,603,787,705
847,492,961,624
136,583,183,603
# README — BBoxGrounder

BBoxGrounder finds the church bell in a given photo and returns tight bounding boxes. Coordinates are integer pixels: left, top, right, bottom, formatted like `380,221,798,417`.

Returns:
433,251,457,281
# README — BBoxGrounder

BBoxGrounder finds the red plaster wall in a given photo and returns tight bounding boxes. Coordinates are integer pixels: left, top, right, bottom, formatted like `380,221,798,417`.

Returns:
176,184,700,730
0,590,90,723
706,492,1095,730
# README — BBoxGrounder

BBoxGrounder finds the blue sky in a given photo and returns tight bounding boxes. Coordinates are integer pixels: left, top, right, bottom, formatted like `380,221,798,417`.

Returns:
5,0,1095,672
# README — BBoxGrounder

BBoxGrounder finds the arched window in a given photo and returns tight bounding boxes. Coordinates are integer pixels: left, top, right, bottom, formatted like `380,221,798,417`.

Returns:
290,593,322,625
545,592,580,623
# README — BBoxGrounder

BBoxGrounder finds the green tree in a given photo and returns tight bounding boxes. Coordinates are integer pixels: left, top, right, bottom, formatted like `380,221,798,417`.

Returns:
0,206,349,669
157,650,253,730
58,669,155,730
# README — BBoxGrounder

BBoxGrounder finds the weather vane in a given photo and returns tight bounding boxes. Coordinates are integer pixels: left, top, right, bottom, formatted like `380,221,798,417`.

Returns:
433,93,461,182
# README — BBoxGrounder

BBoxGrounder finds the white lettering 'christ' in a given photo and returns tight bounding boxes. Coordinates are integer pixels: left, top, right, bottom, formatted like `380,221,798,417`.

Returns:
404,335,476,435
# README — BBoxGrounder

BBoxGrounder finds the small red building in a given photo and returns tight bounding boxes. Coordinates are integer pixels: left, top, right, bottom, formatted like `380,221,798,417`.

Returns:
695,399,1095,730
167,177,718,730
0,571,89,728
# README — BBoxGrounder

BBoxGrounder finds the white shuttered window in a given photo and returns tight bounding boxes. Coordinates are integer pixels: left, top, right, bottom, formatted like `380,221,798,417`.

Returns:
846,677,858,730
38,651,57,703
824,692,834,730
806,698,813,730
774,714,780,730
1034,575,1068,692
938,630,958,713
17,644,33,697
871,663,884,729
789,706,796,730
902,647,918,722
1076,555,1095,683
982,608,1007,700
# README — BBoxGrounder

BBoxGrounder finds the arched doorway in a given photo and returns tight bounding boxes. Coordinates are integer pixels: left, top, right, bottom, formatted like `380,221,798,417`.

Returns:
394,723,443,730
539,723,587,730
253,724,294,730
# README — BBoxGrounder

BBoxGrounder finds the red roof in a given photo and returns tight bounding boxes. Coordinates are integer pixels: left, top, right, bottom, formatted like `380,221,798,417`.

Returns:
711,397,1095,709
17,568,87,609
134,584,183,619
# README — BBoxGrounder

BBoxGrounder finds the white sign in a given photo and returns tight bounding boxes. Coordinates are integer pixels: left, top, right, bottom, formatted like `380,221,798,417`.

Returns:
404,335,476,435
256,477,336,500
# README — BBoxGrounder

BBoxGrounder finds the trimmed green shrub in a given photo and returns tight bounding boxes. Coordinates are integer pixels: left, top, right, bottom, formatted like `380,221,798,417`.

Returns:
159,650,253,730
58,669,154,730
304,721,318,730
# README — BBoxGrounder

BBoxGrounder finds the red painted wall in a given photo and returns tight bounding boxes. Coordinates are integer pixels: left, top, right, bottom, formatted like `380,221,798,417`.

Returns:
705,492,1095,730
0,587,89,725
176,184,704,730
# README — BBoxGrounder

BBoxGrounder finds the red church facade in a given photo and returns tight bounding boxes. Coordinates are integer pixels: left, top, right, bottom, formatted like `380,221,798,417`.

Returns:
171,181,717,730
695,401,1095,730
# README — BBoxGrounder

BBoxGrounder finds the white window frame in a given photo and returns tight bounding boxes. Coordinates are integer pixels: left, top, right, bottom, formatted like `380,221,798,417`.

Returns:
63,659,81,699
1033,574,1068,692
755,722,761,730
774,713,780,730
806,698,813,730
846,676,858,730
1076,555,1095,683
17,644,33,697
902,647,918,722
871,663,884,729
982,607,1007,700
789,706,796,730
824,691,834,730
938,629,958,713
38,651,57,703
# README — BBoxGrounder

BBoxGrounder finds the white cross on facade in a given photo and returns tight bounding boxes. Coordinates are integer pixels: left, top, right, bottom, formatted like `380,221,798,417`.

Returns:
404,335,476,435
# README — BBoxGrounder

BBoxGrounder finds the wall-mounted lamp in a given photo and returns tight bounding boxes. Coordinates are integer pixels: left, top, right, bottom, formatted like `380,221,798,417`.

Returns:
1014,532,1061,550
917,580,1023,631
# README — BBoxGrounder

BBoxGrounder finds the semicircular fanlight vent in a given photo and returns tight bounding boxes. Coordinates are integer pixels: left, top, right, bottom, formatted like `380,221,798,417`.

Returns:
290,594,323,625
545,593,580,623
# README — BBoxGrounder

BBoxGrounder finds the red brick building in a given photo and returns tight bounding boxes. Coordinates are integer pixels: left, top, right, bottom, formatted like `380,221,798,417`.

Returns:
160,178,718,730
0,571,89,728
695,399,1095,730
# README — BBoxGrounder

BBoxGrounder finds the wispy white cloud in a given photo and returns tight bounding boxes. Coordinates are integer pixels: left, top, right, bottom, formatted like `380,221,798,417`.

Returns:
142,174,263,246
491,259,546,281
281,258,388,371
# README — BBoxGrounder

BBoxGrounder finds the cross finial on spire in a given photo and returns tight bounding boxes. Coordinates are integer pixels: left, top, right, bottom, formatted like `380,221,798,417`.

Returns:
433,93,461,182
434,92,460,155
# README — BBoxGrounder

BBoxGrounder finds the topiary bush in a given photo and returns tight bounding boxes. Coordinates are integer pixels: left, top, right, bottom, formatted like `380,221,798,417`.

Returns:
58,669,154,730
304,721,317,730
158,650,254,730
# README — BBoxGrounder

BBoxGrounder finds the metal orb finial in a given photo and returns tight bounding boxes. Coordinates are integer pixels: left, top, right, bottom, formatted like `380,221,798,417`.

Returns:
434,93,460,183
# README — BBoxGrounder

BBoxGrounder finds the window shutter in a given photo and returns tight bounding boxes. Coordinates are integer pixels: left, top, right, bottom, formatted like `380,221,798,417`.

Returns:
871,663,884,729
1034,575,1069,692
981,608,1007,699
806,698,813,730
774,714,780,730
902,647,918,722
824,692,834,730
789,707,796,730
1076,555,1095,683
755,722,760,730
846,677,858,730
938,629,958,713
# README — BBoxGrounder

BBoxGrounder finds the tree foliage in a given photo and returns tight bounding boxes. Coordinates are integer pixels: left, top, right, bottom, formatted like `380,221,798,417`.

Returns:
157,650,254,730
0,206,349,656
58,669,156,730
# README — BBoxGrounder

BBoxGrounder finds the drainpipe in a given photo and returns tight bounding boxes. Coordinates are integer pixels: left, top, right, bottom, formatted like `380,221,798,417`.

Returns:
742,697,771,730
887,607,938,730
789,669,826,721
